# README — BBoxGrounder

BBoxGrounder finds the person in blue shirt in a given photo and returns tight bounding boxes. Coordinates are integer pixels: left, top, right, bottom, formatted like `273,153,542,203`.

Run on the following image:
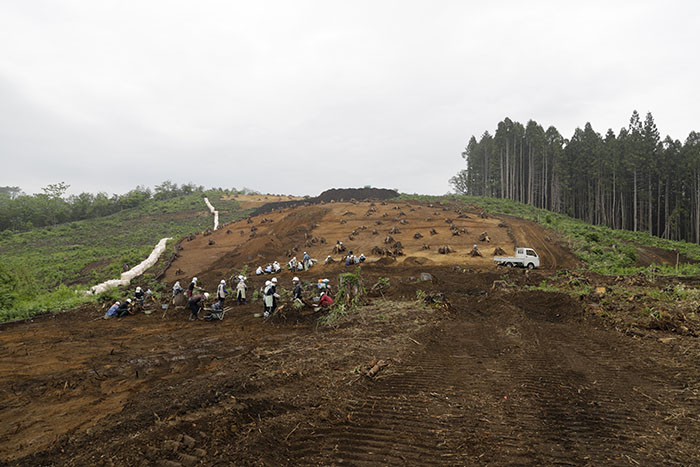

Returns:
104,301,120,319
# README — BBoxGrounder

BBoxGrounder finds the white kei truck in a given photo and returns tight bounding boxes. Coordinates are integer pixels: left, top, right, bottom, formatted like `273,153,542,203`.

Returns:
493,247,540,270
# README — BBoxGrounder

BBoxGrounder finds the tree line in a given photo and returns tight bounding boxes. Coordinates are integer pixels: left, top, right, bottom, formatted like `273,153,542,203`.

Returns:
450,111,700,243
0,181,210,232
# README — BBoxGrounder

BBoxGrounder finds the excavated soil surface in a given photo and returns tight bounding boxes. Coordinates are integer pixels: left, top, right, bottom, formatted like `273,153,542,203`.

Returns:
163,199,579,289
3,200,700,465
2,267,700,465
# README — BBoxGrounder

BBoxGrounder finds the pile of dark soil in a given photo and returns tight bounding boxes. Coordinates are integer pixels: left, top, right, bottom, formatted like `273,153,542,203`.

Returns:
250,188,398,216
315,188,398,203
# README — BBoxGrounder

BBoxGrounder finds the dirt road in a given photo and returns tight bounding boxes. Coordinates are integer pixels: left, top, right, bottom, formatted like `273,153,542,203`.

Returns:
2,267,699,465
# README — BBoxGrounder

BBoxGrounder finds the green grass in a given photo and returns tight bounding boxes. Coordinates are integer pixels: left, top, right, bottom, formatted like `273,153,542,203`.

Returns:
399,193,700,276
0,190,250,321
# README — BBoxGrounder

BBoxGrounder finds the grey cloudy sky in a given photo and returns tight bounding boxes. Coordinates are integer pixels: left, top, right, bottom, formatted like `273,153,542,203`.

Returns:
1,1,699,197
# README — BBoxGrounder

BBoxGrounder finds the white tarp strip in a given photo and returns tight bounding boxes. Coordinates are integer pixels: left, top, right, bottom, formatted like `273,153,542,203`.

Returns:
88,237,172,295
203,197,219,230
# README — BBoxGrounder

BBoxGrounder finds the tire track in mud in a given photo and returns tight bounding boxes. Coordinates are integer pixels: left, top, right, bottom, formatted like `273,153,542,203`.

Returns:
286,292,695,465
510,219,558,270
287,349,463,465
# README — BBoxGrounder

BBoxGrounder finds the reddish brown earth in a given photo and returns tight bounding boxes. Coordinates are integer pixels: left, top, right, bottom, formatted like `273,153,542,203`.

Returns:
2,200,700,465
164,199,580,289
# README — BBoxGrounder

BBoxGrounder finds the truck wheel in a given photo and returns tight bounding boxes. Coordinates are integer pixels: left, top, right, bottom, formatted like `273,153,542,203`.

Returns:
506,262,513,268
527,263,534,270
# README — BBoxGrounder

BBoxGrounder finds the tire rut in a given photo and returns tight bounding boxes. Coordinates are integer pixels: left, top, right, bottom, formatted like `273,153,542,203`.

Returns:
285,294,698,465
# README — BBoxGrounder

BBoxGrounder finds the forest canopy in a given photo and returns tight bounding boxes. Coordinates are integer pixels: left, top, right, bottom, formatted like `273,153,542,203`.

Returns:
0,181,260,232
450,111,700,243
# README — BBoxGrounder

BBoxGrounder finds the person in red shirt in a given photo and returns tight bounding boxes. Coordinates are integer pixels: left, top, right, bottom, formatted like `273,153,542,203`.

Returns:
318,291,333,308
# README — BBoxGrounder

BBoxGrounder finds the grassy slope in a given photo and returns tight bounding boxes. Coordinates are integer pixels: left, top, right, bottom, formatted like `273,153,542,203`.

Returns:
399,194,700,275
0,191,248,321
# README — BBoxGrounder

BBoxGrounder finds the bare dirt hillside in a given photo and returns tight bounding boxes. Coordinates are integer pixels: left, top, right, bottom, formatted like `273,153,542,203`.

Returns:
164,199,580,289
2,198,699,465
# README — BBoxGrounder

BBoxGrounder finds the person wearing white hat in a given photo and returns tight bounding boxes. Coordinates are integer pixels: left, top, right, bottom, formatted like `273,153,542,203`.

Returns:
236,275,248,305
264,278,280,319
134,286,145,305
172,281,183,297
216,279,228,308
292,277,303,301
303,251,311,271
188,291,209,321
262,280,273,317
116,298,133,317
187,277,201,298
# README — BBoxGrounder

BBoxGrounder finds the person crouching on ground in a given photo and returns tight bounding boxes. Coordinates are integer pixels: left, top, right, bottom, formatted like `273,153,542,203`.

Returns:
173,281,183,297
134,286,145,305
345,251,355,266
188,292,210,321
104,301,120,319
116,299,133,317
315,290,333,312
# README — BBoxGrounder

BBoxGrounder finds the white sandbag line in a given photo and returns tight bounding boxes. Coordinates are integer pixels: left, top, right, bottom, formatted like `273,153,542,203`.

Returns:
88,237,172,294
203,197,219,230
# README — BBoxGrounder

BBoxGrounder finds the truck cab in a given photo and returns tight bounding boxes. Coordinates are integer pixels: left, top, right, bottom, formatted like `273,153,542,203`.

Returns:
493,247,540,269
516,248,539,268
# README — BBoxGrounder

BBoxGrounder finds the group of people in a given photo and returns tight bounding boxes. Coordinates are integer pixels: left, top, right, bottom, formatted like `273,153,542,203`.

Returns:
116,237,364,322
171,275,251,321
103,286,150,318
261,276,334,318
166,274,335,321
287,252,314,271
256,252,318,276
344,251,366,266
256,262,281,275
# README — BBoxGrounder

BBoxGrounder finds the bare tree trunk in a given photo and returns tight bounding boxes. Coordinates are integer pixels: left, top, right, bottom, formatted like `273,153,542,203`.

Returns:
542,150,547,209
696,172,700,244
506,148,510,200
621,191,626,230
528,143,533,205
648,176,653,235
664,181,669,239
612,170,616,229
500,148,504,198
633,168,638,231
484,148,488,197
656,178,661,237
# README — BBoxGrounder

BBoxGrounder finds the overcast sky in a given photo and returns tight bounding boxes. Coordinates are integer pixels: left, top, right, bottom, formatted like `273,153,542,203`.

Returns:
1,1,699,197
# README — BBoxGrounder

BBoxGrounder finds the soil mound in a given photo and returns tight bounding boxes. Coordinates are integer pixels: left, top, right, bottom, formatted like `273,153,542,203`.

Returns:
315,188,398,203
250,188,398,216
403,256,433,266
374,257,396,265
